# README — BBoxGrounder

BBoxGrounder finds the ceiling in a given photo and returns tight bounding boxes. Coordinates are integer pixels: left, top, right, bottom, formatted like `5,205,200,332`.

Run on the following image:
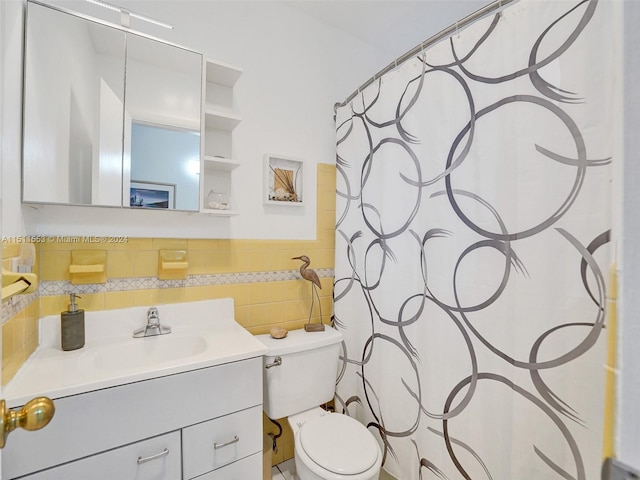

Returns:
46,0,494,66
282,1,494,61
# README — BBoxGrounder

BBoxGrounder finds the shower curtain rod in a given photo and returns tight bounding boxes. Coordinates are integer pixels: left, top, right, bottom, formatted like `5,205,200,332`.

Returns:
333,0,518,113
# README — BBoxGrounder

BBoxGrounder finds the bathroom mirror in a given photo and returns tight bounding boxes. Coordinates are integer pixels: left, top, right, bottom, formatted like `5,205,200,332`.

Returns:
22,1,203,211
124,33,202,211
22,1,126,206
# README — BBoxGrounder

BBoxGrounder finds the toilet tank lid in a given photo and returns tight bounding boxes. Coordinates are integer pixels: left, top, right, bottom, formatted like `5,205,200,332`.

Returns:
256,327,343,356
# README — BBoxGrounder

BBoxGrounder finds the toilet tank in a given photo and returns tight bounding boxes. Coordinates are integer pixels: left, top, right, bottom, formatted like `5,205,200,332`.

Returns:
257,328,343,420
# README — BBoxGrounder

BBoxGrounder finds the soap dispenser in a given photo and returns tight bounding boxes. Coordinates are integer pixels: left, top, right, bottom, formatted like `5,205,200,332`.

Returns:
61,293,85,351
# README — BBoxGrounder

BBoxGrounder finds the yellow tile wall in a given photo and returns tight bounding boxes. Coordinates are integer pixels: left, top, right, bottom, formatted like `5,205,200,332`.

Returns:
264,413,295,465
1,164,336,465
37,164,337,338
1,243,40,385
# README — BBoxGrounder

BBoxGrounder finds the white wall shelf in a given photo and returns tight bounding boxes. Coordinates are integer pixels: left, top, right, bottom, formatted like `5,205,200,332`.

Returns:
203,156,241,171
205,59,242,87
200,208,239,216
204,107,241,132
200,58,242,214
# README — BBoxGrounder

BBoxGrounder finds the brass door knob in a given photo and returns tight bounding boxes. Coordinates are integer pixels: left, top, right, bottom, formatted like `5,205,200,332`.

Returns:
0,397,55,448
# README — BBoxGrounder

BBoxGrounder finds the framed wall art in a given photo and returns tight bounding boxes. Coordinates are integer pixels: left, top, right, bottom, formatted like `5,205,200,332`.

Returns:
264,154,303,206
130,181,176,209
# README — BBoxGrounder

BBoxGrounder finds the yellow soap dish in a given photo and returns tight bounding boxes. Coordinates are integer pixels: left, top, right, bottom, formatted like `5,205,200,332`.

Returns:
158,250,188,280
70,250,106,285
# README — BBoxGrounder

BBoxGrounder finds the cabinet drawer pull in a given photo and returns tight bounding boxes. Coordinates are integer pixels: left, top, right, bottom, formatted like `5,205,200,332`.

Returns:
214,435,240,449
137,448,170,465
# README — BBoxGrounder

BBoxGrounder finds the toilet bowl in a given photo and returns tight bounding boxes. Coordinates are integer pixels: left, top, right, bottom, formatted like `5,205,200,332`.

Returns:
258,328,382,480
288,408,381,480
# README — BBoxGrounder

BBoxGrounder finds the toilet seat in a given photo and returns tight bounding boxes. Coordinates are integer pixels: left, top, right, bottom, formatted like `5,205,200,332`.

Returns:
298,414,379,475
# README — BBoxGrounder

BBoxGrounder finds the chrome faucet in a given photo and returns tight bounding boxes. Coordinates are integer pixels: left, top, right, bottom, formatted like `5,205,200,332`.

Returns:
133,307,171,338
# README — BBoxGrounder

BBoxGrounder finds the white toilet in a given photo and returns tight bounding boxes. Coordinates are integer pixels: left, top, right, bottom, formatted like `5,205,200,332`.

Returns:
259,328,382,480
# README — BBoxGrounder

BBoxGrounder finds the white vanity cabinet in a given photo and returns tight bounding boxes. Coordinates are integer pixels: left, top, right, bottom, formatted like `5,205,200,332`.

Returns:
182,405,262,479
4,357,263,480
195,452,263,479
18,432,182,480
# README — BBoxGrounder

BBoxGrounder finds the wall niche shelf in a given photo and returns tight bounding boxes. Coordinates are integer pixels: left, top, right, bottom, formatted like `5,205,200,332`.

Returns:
204,107,241,132
264,200,304,207
203,156,241,171
205,60,242,87
200,208,239,217
264,154,304,206
201,58,243,214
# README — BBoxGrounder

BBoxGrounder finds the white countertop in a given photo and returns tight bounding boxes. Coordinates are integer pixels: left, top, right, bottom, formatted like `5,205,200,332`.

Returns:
3,298,268,408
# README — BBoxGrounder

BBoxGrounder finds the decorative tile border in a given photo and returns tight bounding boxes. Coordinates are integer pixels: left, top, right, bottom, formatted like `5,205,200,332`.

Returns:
38,268,335,296
1,268,334,323
0,292,38,324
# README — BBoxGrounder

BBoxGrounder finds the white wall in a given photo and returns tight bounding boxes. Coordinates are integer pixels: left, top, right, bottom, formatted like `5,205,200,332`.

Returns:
618,0,640,468
4,0,389,239
0,6,4,475
1,0,26,237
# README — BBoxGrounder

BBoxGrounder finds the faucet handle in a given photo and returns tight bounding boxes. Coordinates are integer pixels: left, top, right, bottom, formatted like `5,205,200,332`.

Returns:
133,307,170,338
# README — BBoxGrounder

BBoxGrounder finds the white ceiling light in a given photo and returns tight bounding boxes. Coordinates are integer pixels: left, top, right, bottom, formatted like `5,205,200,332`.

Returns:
85,0,174,30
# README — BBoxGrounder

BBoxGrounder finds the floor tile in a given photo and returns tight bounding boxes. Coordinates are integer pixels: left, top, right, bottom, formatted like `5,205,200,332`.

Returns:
277,458,297,480
271,465,286,480
275,458,397,479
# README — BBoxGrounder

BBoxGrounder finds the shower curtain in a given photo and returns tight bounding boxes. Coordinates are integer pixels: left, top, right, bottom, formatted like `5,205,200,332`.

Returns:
333,1,620,479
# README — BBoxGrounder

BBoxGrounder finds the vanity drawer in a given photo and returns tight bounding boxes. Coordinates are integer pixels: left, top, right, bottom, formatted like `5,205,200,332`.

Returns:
182,405,262,479
21,431,181,480
191,452,262,480
4,356,262,479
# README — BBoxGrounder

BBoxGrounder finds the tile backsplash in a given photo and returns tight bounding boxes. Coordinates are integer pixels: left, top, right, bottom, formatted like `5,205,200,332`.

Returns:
1,164,336,404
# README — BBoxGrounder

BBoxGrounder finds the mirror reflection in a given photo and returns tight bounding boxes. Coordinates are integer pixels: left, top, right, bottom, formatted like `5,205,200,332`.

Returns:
22,2,203,211
124,33,202,211
22,2,126,206
129,123,200,210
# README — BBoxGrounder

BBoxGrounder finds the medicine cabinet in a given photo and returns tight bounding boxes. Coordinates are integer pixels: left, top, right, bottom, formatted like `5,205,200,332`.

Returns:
22,1,202,212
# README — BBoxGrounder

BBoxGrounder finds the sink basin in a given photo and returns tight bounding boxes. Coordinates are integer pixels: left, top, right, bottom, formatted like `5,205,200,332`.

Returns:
3,299,270,410
83,335,208,371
